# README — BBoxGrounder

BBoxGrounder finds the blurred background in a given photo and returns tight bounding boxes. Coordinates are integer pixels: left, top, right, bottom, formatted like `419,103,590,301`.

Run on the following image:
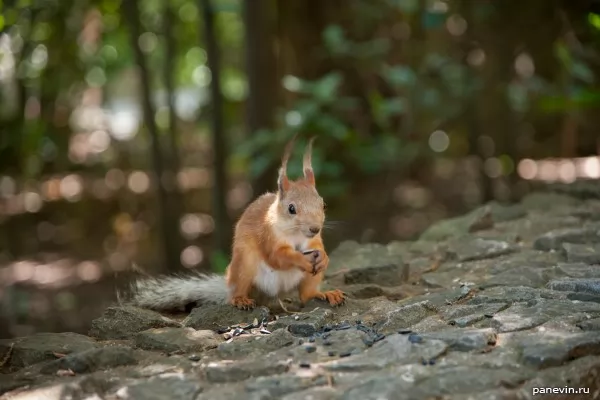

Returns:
1,0,600,339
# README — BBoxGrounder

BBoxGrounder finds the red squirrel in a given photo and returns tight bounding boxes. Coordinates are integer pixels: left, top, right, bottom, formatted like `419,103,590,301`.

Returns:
128,136,345,311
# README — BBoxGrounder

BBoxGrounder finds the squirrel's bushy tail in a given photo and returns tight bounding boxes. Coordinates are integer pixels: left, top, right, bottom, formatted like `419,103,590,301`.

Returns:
126,272,228,311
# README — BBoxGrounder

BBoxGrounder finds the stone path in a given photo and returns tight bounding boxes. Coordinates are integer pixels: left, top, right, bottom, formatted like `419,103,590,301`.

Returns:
2,190,600,399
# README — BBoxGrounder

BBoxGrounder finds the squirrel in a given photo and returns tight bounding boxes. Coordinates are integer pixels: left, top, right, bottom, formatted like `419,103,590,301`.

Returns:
126,135,345,312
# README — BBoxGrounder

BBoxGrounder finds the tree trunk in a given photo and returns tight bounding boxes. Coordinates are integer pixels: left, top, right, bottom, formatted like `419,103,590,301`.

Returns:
163,0,181,176
243,0,279,196
162,0,185,261
457,0,493,203
200,0,232,260
124,0,182,273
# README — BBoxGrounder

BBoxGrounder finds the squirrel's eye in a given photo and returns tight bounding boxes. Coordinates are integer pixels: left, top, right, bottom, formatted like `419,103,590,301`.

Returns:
288,204,296,215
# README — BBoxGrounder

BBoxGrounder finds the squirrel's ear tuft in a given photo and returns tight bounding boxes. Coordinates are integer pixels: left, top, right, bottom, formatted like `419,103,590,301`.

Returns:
277,166,290,195
278,134,297,195
303,136,316,186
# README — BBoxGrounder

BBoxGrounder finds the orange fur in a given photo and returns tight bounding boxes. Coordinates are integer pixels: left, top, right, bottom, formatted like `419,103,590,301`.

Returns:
224,136,345,309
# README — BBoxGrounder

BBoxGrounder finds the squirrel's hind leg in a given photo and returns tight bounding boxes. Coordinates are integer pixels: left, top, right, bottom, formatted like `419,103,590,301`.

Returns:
226,250,259,310
298,272,345,306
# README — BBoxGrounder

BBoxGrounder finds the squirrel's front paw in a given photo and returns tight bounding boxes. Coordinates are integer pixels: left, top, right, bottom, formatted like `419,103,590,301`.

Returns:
311,250,329,275
297,255,315,274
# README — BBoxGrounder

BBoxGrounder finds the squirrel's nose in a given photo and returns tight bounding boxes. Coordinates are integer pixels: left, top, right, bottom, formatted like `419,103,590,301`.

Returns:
309,226,320,234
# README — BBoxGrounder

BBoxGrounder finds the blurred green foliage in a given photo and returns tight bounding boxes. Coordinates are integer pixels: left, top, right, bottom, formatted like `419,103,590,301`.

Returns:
1,0,600,271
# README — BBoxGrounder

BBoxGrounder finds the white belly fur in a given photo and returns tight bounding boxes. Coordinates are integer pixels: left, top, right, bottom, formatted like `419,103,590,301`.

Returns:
253,234,309,297
254,262,305,297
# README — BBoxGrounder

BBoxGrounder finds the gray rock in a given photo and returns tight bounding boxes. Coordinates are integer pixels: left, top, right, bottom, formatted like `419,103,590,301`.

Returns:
547,181,600,199
89,306,180,340
419,206,494,242
322,334,448,372
489,299,600,333
340,284,385,299
308,328,370,357
40,346,137,374
547,277,600,296
467,286,564,305
118,374,203,400
134,327,220,354
418,201,525,243
270,308,334,337
343,263,407,287
448,238,518,262
182,304,270,331
327,241,405,273
521,192,581,211
2,380,105,400
0,332,98,371
204,358,290,383
487,253,558,274
340,373,420,400
562,242,600,264
517,355,600,398
443,303,508,328
11,189,600,400
0,373,36,395
518,331,600,369
576,317,600,331
405,288,475,309
556,262,600,278
533,226,600,251
409,366,533,398
482,266,558,289
365,300,438,334
440,389,523,400
282,387,340,400
216,328,295,359
245,375,329,397
420,329,497,352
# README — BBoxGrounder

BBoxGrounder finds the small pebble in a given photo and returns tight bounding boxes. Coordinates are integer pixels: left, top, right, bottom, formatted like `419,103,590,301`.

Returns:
298,339,304,345
294,315,299,321
408,333,423,344
233,328,244,336
305,345,317,353
429,359,436,365
355,320,362,325
308,337,316,343
421,358,428,365
299,362,311,369
357,325,370,333
328,351,336,357
398,329,412,334
484,314,494,318
363,338,374,347
339,351,352,358
323,325,333,332
323,340,332,346
322,333,331,340
217,327,231,334
336,322,352,330
454,320,468,328
188,354,201,362
373,333,385,343
259,328,271,335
